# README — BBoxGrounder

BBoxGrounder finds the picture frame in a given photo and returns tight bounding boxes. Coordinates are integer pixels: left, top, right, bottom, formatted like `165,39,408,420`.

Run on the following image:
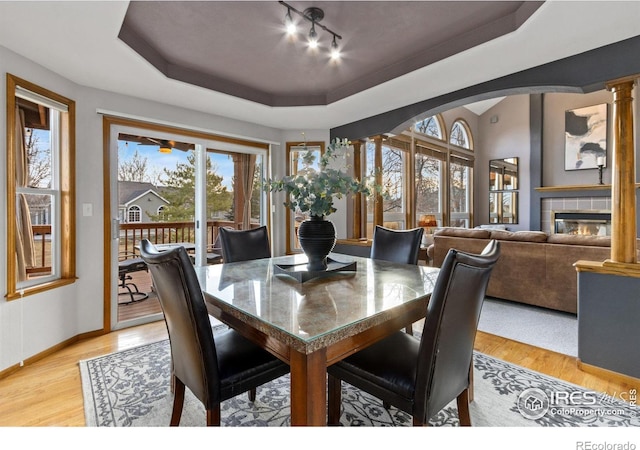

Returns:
564,103,608,171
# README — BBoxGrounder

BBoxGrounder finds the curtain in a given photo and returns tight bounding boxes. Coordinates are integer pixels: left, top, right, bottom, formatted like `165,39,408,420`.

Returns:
15,106,36,281
238,153,257,230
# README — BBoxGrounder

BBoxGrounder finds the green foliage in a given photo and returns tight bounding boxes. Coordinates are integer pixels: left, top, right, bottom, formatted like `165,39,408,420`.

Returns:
265,138,379,218
150,153,232,221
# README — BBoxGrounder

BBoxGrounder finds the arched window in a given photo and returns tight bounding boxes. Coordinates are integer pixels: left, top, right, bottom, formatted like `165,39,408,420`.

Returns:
414,115,444,139
157,205,166,221
128,205,141,223
449,120,472,149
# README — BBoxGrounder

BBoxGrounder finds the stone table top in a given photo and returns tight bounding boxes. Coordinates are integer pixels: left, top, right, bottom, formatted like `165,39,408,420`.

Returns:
198,253,439,354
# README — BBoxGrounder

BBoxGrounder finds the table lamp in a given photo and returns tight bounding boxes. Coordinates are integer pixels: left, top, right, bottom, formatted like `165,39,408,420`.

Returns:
418,214,438,234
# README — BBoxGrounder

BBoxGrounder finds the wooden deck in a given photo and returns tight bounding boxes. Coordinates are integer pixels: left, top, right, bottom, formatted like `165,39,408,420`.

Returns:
117,269,163,322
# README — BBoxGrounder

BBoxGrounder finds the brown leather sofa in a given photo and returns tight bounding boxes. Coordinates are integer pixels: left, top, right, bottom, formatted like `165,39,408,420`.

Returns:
428,228,617,314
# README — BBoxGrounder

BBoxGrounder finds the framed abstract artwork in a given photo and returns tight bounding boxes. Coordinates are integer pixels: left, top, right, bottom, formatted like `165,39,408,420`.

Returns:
564,103,608,171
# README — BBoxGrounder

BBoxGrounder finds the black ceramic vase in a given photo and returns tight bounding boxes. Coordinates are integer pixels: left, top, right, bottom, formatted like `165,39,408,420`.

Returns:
297,216,336,271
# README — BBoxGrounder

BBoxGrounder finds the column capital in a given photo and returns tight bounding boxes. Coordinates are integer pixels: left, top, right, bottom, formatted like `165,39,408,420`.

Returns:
606,75,638,90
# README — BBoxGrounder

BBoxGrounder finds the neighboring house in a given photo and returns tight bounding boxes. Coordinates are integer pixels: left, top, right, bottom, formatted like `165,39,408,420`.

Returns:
118,181,169,223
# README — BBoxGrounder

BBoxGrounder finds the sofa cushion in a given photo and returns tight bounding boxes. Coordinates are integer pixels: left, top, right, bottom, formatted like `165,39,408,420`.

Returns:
434,227,491,239
489,230,548,243
546,234,611,247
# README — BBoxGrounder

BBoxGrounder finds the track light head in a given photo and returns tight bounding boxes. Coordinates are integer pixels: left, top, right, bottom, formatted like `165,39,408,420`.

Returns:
308,23,318,48
330,35,340,59
285,8,296,35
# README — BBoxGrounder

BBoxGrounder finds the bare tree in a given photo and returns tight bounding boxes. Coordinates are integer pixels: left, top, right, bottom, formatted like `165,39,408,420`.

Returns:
25,128,51,188
118,149,154,182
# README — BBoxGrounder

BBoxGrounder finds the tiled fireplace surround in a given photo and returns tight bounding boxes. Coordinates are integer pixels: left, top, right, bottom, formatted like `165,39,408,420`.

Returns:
540,196,612,235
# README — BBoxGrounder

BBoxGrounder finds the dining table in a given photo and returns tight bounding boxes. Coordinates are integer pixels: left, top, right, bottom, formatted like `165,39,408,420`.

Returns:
195,252,439,426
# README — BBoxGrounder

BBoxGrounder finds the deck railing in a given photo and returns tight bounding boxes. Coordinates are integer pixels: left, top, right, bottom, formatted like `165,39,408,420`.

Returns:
118,220,240,255
26,220,258,275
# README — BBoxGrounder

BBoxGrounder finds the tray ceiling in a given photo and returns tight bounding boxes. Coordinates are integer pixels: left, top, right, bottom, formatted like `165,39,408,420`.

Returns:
119,1,542,107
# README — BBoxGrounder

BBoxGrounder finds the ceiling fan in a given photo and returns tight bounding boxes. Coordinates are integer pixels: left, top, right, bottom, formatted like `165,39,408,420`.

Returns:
119,133,194,153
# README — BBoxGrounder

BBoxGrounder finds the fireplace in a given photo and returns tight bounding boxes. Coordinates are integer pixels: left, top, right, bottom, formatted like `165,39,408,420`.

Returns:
552,210,611,236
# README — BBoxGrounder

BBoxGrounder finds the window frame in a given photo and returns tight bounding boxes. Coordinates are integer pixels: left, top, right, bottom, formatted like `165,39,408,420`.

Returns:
6,74,76,300
364,138,409,235
127,205,142,223
449,119,474,150
414,114,446,140
354,118,476,235
284,141,325,254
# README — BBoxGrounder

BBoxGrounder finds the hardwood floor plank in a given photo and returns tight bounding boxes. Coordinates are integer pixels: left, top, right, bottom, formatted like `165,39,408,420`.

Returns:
0,321,636,426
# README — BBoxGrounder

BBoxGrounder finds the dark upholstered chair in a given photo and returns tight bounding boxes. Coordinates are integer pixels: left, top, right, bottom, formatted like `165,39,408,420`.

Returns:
188,227,234,265
138,239,289,426
370,225,424,265
219,225,271,263
327,240,500,426
370,225,424,334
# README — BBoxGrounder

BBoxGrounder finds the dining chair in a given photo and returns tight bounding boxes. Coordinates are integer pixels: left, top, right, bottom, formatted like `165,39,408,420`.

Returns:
188,226,235,265
138,239,289,426
370,225,424,334
219,225,271,263
370,225,424,265
327,240,500,426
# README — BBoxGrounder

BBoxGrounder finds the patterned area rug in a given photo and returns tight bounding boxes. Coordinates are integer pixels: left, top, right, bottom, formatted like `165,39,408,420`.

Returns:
80,339,639,427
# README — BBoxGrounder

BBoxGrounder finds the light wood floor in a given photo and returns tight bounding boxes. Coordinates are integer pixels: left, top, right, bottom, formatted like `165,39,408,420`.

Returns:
0,319,637,427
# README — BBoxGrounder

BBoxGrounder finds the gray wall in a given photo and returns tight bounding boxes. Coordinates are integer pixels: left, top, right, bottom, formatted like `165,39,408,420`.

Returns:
543,90,614,186
476,95,530,230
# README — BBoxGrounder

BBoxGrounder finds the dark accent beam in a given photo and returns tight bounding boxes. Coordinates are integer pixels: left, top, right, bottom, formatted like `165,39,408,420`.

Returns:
331,34,640,140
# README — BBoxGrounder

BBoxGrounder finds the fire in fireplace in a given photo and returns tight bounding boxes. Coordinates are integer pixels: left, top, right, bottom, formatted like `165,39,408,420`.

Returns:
552,210,611,236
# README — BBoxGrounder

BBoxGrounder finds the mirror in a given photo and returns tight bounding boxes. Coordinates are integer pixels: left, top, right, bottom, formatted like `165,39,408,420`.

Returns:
489,157,518,224
489,157,518,191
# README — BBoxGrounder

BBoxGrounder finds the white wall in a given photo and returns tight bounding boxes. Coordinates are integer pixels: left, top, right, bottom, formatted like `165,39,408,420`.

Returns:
1,45,334,372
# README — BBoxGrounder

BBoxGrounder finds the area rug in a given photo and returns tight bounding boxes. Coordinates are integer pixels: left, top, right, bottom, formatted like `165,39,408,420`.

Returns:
79,339,639,427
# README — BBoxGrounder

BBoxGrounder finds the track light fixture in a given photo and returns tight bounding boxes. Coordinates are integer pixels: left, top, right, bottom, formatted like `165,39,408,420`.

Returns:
285,7,296,35
279,1,342,59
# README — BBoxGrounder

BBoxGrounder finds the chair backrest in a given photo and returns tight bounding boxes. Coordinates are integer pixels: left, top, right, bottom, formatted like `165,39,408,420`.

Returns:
212,226,234,251
219,226,271,263
414,240,500,421
370,225,424,265
138,239,221,407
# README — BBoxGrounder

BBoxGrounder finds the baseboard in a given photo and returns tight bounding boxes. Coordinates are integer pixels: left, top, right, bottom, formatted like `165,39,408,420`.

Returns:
0,327,108,381
577,358,640,385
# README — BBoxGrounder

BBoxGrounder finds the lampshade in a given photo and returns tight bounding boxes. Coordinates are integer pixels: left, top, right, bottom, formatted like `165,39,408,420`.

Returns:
158,145,172,154
418,214,437,227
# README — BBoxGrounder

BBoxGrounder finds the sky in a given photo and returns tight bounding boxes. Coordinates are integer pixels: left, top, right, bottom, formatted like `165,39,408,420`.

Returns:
118,140,235,189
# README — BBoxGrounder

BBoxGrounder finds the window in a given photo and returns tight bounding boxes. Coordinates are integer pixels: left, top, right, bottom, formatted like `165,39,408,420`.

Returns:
128,205,142,223
449,157,472,227
415,150,442,228
285,142,324,253
448,120,473,227
450,120,472,149
364,138,407,236
6,74,76,299
414,115,444,139
355,115,475,235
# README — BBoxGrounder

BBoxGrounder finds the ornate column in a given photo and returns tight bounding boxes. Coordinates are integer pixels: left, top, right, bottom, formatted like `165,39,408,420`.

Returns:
606,77,637,264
